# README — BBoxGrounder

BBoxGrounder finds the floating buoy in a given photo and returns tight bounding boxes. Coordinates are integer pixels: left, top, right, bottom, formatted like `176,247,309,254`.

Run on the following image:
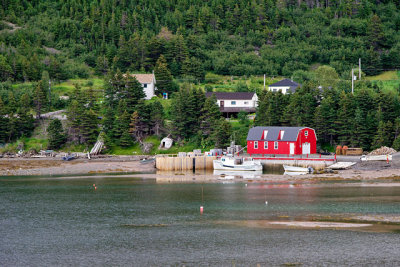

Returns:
200,206,204,214
93,184,95,187
245,184,247,187
94,186,97,190
265,201,268,205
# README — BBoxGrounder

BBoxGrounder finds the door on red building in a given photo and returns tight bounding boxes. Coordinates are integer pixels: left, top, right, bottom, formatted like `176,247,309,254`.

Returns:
302,142,310,154
290,143,295,155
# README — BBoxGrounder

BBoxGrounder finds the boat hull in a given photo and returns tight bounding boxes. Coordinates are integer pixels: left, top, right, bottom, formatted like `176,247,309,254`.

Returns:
361,155,392,161
213,160,263,171
283,165,309,172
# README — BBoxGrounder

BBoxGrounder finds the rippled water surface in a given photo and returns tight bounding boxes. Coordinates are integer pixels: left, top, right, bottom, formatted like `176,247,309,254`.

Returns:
1,176,400,266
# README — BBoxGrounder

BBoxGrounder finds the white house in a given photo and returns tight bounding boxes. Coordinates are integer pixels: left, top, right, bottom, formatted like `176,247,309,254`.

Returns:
130,73,156,99
268,79,301,94
205,92,258,115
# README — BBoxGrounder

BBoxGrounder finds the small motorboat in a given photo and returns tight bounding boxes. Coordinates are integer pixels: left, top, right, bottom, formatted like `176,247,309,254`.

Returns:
213,156,262,171
283,165,313,174
62,154,76,161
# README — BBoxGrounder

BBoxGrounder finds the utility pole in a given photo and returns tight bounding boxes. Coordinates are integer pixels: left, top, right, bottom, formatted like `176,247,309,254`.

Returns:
351,69,354,94
263,74,266,91
359,58,361,80
49,79,51,105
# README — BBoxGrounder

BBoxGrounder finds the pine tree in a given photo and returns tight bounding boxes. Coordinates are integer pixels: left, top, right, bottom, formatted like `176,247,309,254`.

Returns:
212,118,232,148
17,93,34,137
34,82,46,119
200,93,222,137
103,108,115,138
122,74,145,113
149,100,164,136
0,97,9,143
67,100,84,143
154,55,174,94
115,110,131,141
47,119,66,149
368,14,384,50
81,109,99,145
120,129,133,147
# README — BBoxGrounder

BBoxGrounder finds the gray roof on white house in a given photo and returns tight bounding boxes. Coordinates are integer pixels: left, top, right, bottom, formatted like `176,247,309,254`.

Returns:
269,79,300,87
205,92,255,100
247,126,308,141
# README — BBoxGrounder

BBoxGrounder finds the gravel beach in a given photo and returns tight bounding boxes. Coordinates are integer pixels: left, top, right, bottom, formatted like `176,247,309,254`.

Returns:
1,154,399,181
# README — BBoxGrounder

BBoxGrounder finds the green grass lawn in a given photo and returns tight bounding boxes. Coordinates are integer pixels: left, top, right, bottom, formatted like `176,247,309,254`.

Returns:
365,71,400,93
366,71,399,81
52,78,104,95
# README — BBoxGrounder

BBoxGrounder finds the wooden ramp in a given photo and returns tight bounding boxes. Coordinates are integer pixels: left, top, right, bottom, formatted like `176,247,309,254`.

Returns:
327,162,356,170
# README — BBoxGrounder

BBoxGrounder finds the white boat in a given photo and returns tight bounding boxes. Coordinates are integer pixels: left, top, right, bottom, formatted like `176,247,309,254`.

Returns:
361,155,392,161
283,165,313,173
213,156,262,171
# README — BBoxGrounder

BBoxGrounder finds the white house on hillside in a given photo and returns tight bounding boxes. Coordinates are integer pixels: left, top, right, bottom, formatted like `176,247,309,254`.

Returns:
205,92,258,116
130,73,156,99
268,79,301,94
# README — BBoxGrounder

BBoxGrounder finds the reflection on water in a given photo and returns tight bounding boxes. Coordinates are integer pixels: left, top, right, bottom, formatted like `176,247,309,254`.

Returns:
213,170,263,179
1,176,400,266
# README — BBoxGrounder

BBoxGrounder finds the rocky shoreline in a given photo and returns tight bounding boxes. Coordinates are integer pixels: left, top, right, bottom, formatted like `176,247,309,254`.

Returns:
1,154,400,181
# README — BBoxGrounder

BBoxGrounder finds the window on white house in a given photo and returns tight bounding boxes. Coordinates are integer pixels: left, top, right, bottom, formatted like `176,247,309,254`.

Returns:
305,130,308,136
254,141,258,149
273,89,277,92
274,141,278,149
143,83,148,88
264,141,268,149
231,101,236,105
244,101,248,105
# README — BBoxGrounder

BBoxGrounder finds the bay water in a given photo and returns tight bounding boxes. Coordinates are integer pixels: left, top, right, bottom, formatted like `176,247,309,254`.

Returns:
1,175,400,266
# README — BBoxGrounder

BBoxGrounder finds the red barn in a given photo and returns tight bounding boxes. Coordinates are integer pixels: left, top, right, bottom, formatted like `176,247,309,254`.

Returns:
247,126,317,156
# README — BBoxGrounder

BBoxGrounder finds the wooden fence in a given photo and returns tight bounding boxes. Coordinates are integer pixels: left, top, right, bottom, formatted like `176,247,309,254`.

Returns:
156,155,216,171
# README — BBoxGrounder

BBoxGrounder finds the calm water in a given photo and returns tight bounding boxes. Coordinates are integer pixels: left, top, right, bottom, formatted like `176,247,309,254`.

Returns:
1,176,400,266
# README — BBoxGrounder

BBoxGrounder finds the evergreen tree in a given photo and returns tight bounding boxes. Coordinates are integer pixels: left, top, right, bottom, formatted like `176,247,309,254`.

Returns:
17,93,34,137
34,82,46,119
115,110,131,141
212,118,232,148
121,74,145,113
80,109,99,145
120,129,133,147
0,97,9,143
47,119,66,149
149,100,164,136
200,93,222,137
103,108,115,138
154,55,174,94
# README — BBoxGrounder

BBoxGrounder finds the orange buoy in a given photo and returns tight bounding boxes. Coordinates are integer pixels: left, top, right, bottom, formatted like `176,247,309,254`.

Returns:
200,206,204,214
94,186,97,190
93,184,96,187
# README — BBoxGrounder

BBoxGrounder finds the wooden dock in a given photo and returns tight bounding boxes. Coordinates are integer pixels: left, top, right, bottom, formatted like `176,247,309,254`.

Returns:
156,155,216,171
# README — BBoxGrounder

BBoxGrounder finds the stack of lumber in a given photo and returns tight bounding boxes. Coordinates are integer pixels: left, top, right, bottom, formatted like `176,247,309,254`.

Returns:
368,146,397,155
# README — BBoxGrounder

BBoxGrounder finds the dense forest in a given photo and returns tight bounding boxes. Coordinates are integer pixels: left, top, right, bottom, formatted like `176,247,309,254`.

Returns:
1,0,400,152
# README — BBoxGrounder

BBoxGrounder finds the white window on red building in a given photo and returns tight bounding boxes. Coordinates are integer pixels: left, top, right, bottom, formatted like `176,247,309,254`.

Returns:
264,141,268,149
305,130,308,136
254,141,258,149
274,141,278,149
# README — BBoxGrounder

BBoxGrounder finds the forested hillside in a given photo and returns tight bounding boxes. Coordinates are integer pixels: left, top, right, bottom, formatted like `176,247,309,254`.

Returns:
2,0,400,82
2,0,400,153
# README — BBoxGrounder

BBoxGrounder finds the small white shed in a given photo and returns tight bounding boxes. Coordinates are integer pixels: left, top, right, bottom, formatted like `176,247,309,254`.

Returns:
159,137,173,149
